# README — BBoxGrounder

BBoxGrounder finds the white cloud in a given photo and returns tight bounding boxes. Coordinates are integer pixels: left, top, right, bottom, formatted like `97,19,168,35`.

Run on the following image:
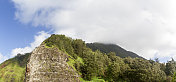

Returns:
0,53,8,64
12,0,176,61
11,31,50,57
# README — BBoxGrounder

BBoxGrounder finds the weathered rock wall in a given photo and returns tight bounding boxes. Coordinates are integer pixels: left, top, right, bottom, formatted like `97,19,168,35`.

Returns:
25,44,80,82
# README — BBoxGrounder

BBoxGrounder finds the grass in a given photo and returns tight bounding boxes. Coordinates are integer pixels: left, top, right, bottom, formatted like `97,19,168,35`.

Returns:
44,38,107,82
80,77,106,82
0,60,26,82
66,55,106,82
0,53,30,82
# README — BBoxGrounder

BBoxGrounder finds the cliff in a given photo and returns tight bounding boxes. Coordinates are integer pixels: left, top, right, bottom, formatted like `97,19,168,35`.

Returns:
25,44,80,82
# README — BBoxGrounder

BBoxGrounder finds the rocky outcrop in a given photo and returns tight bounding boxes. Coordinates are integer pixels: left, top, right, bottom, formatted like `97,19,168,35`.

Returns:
25,44,80,82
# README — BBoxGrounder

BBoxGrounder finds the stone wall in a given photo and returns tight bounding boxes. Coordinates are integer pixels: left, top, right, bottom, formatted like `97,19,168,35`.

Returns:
25,44,80,82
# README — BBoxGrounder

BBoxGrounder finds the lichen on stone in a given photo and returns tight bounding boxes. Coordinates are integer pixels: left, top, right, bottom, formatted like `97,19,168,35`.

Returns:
25,44,80,82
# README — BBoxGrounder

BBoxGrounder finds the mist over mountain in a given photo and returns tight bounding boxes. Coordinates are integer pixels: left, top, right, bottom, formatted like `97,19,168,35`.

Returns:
87,43,143,58
2,0,176,81
11,0,176,60
0,35,176,82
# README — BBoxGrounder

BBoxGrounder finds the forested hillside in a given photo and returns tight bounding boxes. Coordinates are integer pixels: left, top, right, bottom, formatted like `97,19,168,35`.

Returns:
43,34,176,81
0,34,176,81
87,43,143,58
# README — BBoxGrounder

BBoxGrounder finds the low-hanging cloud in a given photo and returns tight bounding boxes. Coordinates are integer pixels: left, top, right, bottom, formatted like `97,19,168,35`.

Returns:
12,0,176,62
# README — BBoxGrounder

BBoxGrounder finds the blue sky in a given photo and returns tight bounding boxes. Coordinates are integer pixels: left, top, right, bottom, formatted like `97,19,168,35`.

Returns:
0,0,49,58
1,0,176,63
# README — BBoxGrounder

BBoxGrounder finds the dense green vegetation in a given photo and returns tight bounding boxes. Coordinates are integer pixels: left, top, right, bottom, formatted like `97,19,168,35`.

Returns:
87,43,143,58
0,53,30,82
43,34,176,82
1,34,176,82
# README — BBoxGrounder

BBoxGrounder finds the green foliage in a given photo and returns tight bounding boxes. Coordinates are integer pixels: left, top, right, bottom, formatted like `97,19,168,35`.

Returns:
80,77,106,82
123,57,166,81
165,58,176,76
173,72,176,82
72,39,86,57
0,53,30,82
43,34,169,81
44,34,77,58
87,43,143,58
44,35,110,81
1,34,176,82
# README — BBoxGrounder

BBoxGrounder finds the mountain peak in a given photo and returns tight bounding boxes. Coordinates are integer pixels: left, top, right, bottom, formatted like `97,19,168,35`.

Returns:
86,42,143,58
0,34,169,82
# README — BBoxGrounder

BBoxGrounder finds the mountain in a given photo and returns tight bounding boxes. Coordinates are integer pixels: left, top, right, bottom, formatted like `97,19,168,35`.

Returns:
86,43,143,58
0,53,30,82
0,34,171,82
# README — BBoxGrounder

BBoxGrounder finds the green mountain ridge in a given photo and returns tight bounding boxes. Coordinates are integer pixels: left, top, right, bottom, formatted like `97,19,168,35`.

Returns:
0,34,176,82
86,43,143,58
0,53,30,82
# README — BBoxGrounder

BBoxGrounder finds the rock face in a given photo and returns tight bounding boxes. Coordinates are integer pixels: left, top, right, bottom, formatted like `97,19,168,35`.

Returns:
25,44,80,82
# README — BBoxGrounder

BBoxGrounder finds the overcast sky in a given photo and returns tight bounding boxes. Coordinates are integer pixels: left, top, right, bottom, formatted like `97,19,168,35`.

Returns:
1,0,176,63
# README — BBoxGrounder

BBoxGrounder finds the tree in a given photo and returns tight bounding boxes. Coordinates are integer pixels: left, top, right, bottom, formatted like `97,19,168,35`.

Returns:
172,72,176,82
165,59,176,76
123,57,166,81
72,39,86,57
